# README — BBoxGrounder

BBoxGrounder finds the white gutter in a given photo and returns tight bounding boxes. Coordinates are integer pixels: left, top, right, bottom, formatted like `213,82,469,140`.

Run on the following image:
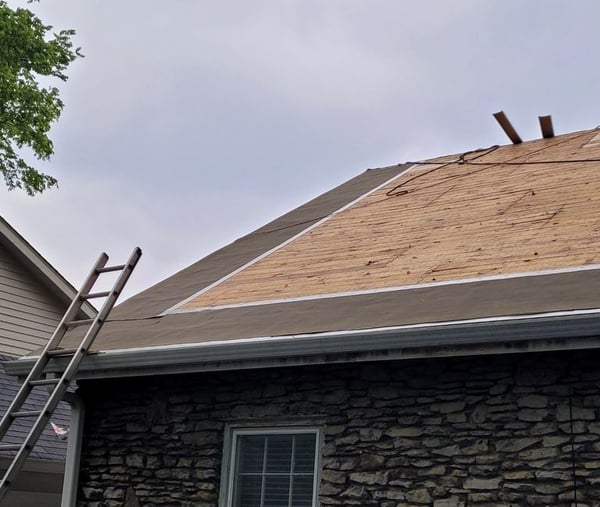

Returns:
61,393,84,507
6,309,600,380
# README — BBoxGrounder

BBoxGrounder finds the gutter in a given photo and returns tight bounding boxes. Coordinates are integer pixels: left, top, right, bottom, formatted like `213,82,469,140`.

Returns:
61,393,84,507
5,310,600,380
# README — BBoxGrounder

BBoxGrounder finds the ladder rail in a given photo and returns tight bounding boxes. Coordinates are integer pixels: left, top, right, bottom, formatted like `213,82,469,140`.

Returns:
0,253,108,440
0,247,141,503
39,252,108,355
43,246,141,399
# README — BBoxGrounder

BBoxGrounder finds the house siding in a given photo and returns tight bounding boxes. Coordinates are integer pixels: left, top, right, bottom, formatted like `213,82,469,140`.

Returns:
0,243,65,356
77,351,600,507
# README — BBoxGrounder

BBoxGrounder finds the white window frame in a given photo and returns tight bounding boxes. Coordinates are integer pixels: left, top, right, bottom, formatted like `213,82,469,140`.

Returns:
220,426,321,507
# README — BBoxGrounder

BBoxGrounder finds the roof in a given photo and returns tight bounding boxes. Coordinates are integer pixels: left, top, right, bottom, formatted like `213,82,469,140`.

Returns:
7,127,600,379
0,354,69,461
177,130,600,311
0,216,96,320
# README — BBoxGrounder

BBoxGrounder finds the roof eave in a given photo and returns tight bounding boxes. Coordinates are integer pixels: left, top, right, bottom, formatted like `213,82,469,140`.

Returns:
5,311,600,380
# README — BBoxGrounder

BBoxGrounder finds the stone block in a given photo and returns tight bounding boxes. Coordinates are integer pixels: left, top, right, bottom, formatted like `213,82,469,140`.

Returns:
405,488,432,503
349,471,388,485
496,438,539,453
431,401,466,414
463,477,501,490
556,404,595,421
517,409,548,422
387,426,423,438
433,496,464,507
517,395,548,408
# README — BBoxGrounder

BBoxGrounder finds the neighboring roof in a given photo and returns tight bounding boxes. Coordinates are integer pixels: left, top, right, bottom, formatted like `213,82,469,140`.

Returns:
7,127,600,379
0,354,69,461
0,217,96,320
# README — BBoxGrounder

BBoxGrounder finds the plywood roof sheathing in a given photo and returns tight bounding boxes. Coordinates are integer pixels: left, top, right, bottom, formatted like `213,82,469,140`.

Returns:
174,129,600,312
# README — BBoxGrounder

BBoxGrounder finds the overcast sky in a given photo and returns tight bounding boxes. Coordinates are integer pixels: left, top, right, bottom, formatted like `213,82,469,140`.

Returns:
3,1,600,300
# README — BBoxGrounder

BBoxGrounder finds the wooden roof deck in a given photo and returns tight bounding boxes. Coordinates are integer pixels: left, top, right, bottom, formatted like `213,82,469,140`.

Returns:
176,129,600,311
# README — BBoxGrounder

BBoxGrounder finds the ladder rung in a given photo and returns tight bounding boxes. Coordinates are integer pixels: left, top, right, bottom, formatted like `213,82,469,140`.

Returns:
65,318,95,327
0,444,22,451
11,411,42,418
96,264,126,273
81,291,111,300
29,378,61,386
46,348,79,357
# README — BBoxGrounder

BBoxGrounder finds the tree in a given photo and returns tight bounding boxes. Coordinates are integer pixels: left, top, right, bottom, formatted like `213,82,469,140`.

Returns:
0,1,80,195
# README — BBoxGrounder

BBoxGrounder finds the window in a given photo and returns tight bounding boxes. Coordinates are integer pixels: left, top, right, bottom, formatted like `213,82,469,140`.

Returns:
223,427,320,507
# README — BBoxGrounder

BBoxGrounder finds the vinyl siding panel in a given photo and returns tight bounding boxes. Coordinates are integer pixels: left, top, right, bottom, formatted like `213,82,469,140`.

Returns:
0,244,65,356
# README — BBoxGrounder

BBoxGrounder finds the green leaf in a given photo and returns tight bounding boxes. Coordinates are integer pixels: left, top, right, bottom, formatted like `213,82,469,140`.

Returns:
0,0,81,194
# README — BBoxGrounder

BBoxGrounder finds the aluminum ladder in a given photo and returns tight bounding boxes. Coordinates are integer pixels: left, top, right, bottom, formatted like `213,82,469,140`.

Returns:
0,247,142,503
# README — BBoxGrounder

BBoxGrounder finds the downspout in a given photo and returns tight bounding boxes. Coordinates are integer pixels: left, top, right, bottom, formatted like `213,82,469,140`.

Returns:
61,393,85,507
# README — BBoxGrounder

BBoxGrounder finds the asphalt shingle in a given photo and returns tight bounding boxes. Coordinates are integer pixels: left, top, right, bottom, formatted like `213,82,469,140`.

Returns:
0,353,69,461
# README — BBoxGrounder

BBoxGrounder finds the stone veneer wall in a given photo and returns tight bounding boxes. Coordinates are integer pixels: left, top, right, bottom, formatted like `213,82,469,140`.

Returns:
77,351,600,507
